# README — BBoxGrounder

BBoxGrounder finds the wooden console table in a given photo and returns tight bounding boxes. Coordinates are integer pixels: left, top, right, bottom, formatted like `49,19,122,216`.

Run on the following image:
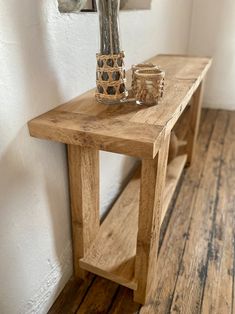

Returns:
28,55,212,305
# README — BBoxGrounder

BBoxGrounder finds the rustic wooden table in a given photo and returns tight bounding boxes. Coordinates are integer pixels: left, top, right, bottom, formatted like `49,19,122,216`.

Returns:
28,54,212,305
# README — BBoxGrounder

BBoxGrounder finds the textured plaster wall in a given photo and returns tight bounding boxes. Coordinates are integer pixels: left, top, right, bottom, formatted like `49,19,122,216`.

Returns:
0,0,193,313
189,0,235,110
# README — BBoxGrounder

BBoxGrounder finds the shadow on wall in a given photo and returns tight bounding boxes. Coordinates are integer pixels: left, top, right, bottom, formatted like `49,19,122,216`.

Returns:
0,1,72,313
121,0,152,10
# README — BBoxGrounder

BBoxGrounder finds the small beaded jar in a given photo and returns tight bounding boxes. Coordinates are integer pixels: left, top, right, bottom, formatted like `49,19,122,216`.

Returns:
134,68,165,106
132,63,159,93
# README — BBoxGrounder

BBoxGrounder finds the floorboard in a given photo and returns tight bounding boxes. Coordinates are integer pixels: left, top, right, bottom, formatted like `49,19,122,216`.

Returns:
201,111,235,314
169,110,228,313
48,109,235,314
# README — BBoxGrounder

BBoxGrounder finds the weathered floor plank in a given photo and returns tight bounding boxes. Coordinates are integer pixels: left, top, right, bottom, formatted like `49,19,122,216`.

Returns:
107,288,140,314
76,277,118,313
201,111,235,314
48,276,94,314
169,110,228,314
48,109,234,314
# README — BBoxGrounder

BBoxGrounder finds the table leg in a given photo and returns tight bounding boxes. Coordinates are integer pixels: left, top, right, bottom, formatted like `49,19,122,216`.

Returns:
134,133,170,304
67,145,100,279
186,81,205,166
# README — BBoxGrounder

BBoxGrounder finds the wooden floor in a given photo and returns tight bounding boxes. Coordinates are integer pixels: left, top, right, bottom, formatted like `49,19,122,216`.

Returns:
49,109,235,314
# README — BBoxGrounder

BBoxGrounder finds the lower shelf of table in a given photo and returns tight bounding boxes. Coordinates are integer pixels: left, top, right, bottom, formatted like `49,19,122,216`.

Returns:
79,154,187,291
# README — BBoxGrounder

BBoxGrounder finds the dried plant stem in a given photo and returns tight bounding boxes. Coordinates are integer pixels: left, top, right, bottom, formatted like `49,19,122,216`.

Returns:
97,0,120,54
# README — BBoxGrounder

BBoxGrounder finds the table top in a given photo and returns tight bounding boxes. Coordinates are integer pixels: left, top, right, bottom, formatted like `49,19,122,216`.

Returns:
28,55,212,159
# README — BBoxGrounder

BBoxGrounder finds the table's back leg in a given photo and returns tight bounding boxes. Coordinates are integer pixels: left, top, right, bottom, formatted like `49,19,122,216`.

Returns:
134,133,170,305
186,81,205,166
67,145,100,279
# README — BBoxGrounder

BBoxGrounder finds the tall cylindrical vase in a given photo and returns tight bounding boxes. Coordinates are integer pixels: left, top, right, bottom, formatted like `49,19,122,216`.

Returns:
96,0,128,104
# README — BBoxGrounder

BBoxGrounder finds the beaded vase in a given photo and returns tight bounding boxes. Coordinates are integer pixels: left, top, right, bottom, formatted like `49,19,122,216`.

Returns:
96,0,128,104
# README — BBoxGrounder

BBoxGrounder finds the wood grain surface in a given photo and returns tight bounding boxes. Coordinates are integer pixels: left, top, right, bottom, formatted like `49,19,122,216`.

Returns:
68,145,100,278
28,55,211,159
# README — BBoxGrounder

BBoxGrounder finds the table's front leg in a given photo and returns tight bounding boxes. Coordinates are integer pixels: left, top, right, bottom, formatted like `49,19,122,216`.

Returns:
134,133,170,305
67,145,100,279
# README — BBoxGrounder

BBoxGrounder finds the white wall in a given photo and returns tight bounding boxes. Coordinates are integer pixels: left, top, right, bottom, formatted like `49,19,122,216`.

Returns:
188,0,235,110
0,0,193,313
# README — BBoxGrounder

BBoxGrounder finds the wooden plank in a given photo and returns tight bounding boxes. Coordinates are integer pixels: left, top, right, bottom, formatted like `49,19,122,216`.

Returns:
134,133,170,304
147,55,212,80
108,288,140,314
28,110,164,159
201,111,235,314
161,154,187,224
57,91,109,116
68,145,100,279
79,170,141,290
140,109,218,313
57,55,211,119
169,111,228,313
76,277,118,314
28,56,211,158
96,78,194,128
186,81,205,165
48,276,94,314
